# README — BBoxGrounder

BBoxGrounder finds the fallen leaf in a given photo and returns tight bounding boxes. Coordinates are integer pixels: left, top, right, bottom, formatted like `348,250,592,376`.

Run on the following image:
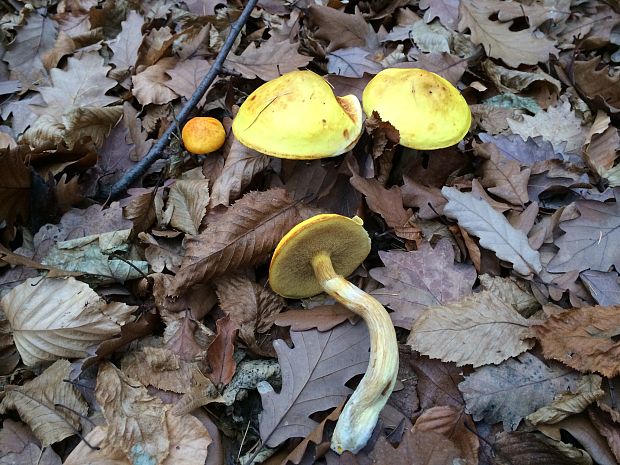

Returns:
527,375,604,425
574,57,620,113
494,431,592,465
168,178,210,235
442,187,542,275
580,271,620,306
306,5,376,52
327,46,383,78
108,10,144,74
0,153,31,229
165,57,212,102
258,321,369,447
589,407,620,462
479,274,540,316
170,189,303,294
225,39,311,81
532,305,620,377
508,98,586,155
132,57,179,106
275,304,356,332
459,352,580,430
548,195,620,273
411,354,466,411
0,419,62,465
0,360,87,446
482,59,561,95
412,406,479,465
401,175,446,219
408,291,533,367
370,239,476,328
209,137,270,207
206,315,238,386
419,0,460,29
2,277,135,366
369,427,462,465
458,0,558,67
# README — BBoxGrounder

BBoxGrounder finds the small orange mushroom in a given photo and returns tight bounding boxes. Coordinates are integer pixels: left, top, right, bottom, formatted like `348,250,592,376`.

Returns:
181,117,226,155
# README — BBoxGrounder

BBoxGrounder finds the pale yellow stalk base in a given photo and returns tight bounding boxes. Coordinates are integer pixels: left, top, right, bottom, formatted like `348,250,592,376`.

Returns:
311,252,399,454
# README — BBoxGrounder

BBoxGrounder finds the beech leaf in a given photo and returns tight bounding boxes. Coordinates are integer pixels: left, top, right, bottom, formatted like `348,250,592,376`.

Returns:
1,277,136,366
0,360,87,446
494,431,593,465
441,187,542,275
258,321,369,447
370,239,476,328
168,179,210,235
408,291,533,367
459,353,580,430
532,305,620,378
170,189,303,294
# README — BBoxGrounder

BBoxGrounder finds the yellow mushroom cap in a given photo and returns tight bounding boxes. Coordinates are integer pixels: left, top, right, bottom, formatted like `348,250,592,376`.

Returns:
362,68,471,150
182,117,226,154
269,214,371,299
232,71,363,159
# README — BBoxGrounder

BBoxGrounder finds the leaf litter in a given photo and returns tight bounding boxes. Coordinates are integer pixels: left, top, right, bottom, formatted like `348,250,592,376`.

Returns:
1,0,620,464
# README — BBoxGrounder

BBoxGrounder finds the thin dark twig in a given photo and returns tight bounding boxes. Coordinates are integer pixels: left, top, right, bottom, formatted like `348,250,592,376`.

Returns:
105,0,260,201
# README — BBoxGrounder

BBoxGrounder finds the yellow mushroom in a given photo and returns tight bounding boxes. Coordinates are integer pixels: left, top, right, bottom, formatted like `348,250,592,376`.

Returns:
269,214,398,454
182,116,226,155
232,70,363,159
362,68,471,150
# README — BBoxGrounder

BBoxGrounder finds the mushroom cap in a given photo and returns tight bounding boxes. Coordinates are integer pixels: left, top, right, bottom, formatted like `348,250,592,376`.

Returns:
232,70,363,159
362,68,471,150
182,117,226,154
269,214,371,299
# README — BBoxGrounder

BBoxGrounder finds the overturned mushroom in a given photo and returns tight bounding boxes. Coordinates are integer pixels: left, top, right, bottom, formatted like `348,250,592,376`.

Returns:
269,214,398,454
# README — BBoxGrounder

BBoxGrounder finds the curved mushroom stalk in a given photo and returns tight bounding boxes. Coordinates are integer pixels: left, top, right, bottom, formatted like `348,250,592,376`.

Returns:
311,252,399,454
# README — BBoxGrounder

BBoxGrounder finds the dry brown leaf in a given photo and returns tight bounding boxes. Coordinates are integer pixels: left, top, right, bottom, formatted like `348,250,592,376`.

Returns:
589,407,620,463
479,274,539,317
209,137,270,207
508,98,586,154
275,304,356,332
215,274,285,351
0,153,31,229
258,322,369,447
494,431,592,465
170,189,303,294
574,57,620,113
168,179,210,235
401,175,446,219
527,375,604,425
476,141,531,206
206,315,238,386
165,58,212,102
132,57,179,106
95,362,210,464
369,427,462,465
225,38,311,81
306,5,376,52
370,239,476,328
419,0,459,29
0,360,87,446
458,0,558,67
411,354,465,411
108,11,144,74
442,187,542,275
412,406,479,465
408,291,533,367
532,305,620,377
0,419,62,465
1,277,135,366
459,353,580,430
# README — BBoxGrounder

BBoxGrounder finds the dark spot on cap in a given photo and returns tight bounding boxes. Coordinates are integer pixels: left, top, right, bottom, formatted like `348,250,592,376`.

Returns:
343,128,349,138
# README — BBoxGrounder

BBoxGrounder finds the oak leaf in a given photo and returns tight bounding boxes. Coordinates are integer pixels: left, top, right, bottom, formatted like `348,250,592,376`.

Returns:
477,133,560,167
108,10,144,74
1,277,135,366
442,187,542,275
574,57,620,113
0,360,87,446
370,239,476,328
165,57,212,102
548,195,620,274
132,57,179,106
419,0,459,29
306,5,377,52
326,47,382,78
580,271,620,306
459,353,580,430
408,291,533,367
258,321,369,447
170,189,303,294
369,427,462,465
532,305,620,377
225,39,311,81
458,0,558,67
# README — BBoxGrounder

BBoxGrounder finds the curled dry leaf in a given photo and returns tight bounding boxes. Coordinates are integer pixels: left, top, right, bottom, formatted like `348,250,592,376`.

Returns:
527,375,604,426
460,352,580,431
408,291,534,367
532,305,620,378
95,362,210,465
494,431,593,465
1,277,135,366
442,187,542,276
0,360,87,447
170,188,303,295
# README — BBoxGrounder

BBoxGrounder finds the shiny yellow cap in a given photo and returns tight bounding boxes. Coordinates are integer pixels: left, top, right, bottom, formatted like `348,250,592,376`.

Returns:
232,71,363,159
269,214,371,299
182,117,226,154
362,68,471,150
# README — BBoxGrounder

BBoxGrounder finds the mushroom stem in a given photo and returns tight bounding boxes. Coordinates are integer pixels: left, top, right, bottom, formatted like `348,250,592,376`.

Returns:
311,251,399,454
